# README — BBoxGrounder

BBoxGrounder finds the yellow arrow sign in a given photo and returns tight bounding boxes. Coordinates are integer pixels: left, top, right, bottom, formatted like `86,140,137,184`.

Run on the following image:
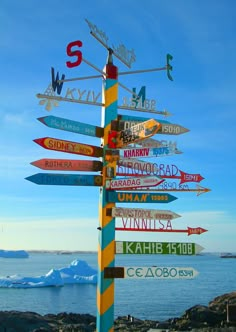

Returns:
115,118,161,148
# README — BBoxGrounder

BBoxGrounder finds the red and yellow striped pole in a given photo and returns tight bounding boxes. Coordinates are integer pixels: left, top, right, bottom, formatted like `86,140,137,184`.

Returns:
97,50,118,332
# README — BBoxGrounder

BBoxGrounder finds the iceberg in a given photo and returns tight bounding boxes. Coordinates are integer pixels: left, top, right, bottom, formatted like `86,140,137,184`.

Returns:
0,250,29,258
0,259,97,288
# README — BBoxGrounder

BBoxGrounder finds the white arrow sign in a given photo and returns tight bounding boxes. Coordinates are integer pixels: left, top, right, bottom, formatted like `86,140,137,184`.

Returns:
112,207,181,220
105,176,164,190
124,266,199,279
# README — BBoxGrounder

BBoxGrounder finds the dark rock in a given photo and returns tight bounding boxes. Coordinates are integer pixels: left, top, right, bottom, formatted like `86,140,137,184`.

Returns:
209,291,236,313
0,292,236,331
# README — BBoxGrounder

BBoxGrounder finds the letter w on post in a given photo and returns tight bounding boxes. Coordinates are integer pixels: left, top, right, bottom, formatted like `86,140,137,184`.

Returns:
51,67,65,95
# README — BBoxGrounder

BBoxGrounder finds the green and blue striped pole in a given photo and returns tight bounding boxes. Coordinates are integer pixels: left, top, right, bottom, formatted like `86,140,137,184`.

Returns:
97,50,118,332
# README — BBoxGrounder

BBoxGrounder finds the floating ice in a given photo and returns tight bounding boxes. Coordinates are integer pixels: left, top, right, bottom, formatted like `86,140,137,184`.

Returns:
0,259,97,288
0,250,29,258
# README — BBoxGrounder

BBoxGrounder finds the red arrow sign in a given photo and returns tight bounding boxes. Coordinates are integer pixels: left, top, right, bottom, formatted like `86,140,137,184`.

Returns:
115,226,208,236
31,159,103,171
166,170,204,184
116,169,204,185
116,160,204,185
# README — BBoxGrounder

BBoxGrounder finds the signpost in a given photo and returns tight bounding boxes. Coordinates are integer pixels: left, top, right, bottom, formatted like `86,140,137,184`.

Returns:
34,137,103,157
107,191,177,203
109,118,161,148
26,19,211,332
104,266,199,279
115,226,208,235
105,175,164,190
38,115,104,137
25,173,103,186
31,158,102,171
115,241,204,255
111,207,181,220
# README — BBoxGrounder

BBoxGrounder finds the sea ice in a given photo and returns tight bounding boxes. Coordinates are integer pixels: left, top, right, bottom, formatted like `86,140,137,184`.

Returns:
0,259,97,288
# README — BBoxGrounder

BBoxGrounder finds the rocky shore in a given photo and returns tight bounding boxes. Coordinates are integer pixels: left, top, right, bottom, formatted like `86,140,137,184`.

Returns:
0,292,235,331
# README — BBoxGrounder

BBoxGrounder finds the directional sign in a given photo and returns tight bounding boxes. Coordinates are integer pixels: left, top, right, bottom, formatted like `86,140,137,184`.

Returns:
111,207,181,220
114,116,189,135
117,159,204,184
104,266,199,279
115,241,204,255
105,175,164,190
117,114,170,125
115,226,208,235
31,159,103,171
25,173,103,186
34,137,103,158
107,191,177,203
109,119,161,148
134,185,211,196
105,146,180,161
136,138,177,149
38,115,104,138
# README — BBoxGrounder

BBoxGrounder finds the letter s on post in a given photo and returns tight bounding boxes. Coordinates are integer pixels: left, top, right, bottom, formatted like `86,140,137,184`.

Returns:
66,40,83,68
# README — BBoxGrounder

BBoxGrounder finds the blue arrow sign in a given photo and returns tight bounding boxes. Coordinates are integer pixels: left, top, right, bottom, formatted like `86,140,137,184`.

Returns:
38,115,104,138
118,114,170,124
25,173,103,186
106,191,177,203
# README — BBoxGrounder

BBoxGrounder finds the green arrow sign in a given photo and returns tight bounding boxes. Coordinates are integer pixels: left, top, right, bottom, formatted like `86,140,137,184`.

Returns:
115,241,204,255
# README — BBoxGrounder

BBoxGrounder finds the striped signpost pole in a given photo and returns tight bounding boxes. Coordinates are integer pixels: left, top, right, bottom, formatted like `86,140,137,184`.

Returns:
97,51,118,332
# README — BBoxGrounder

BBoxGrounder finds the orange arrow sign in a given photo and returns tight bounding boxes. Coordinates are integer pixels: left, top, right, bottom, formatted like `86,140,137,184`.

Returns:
109,119,161,148
33,137,103,158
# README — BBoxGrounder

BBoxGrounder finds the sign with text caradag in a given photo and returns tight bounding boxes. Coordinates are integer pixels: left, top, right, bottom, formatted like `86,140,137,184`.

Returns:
105,175,164,190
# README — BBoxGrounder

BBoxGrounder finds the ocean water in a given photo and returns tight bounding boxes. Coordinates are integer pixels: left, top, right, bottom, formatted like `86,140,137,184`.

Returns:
0,252,235,321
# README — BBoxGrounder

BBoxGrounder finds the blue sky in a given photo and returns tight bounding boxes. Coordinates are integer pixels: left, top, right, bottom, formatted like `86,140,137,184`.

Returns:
1,0,236,252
